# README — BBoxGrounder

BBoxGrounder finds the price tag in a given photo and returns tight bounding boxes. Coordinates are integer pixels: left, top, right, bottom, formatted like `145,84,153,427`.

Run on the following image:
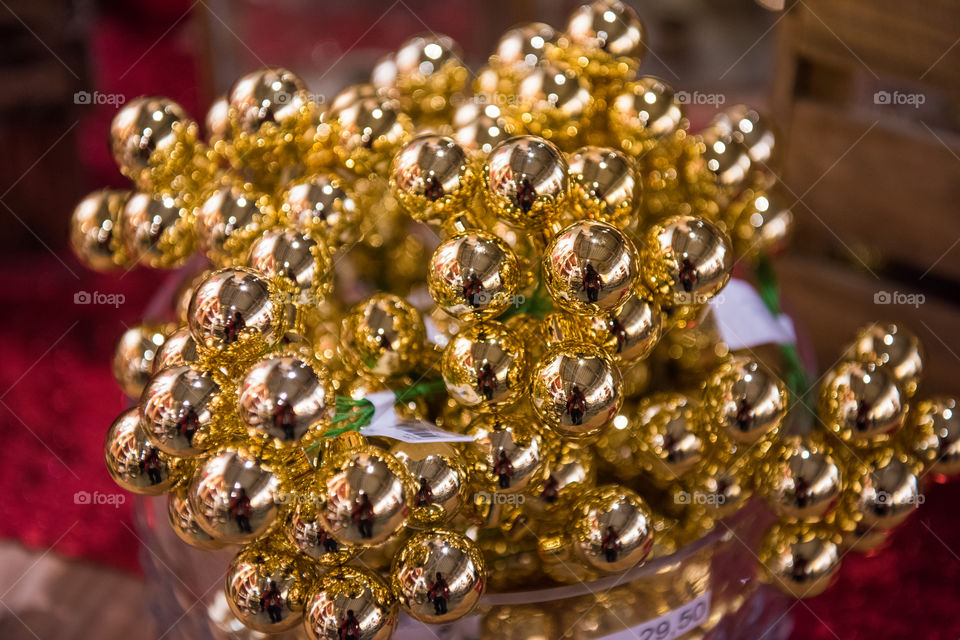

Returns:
359,391,475,443
599,590,711,640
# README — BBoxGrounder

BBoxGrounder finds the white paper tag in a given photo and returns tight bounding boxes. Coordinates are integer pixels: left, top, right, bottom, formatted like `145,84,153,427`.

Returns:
600,590,711,640
710,278,796,350
359,391,475,443
424,315,450,348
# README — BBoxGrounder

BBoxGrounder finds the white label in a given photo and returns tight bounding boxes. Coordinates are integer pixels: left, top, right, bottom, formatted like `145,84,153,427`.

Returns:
599,590,711,640
359,391,475,443
710,278,796,350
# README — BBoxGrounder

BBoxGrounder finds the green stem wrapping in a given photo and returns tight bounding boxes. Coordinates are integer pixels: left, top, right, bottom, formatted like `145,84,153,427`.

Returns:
753,253,812,414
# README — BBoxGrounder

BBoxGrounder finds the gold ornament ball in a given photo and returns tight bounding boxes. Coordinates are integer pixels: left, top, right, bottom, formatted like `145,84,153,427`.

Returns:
701,356,786,444
701,129,753,191
530,341,623,438
167,483,225,551
286,501,358,567
121,192,196,269
390,529,486,623
428,231,520,322
188,267,284,350
110,96,190,185
112,322,170,398
567,146,639,226
451,102,514,155
634,392,704,480
70,190,132,271
529,441,597,516
154,326,199,372
515,62,593,143
442,321,528,410
189,447,282,544
284,174,358,248
341,293,426,379
331,92,411,173
845,322,923,399
585,291,662,364
391,134,474,225
572,485,654,573
196,184,271,267
238,354,334,445
224,542,315,633
140,364,221,457
316,444,414,546
758,523,841,598
711,104,778,166
907,397,960,476
393,33,466,91
104,408,177,495
763,437,842,522
542,220,639,316
390,442,467,528
303,567,398,640
492,22,558,72
641,215,733,307
723,186,794,258
847,448,921,531
465,414,547,494
483,135,569,228
566,0,646,59
247,229,333,306
228,67,307,134
682,454,752,518
609,77,684,146
818,360,905,443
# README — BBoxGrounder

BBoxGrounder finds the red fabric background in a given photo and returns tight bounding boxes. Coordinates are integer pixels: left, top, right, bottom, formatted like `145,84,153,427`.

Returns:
1,3,958,639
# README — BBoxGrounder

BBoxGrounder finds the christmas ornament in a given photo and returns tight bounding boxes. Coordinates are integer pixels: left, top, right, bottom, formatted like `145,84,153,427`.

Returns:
140,364,223,457
844,322,923,398
567,146,639,226
428,231,520,321
104,408,178,494
819,360,905,444
303,566,398,640
442,321,528,410
70,190,133,270
112,323,170,398
465,413,547,494
571,485,654,572
390,442,467,527
483,135,568,228
341,293,426,379
391,134,474,225
700,356,786,444
758,524,841,598
224,540,315,632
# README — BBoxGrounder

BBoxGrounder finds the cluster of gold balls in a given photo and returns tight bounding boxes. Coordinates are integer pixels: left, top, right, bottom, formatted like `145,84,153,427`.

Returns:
71,1,959,637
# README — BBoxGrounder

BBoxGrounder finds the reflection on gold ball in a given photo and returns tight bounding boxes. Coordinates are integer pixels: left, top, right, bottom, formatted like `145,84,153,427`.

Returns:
700,357,786,444
228,67,308,134
105,408,177,495
303,567,398,640
112,323,170,398
483,135,568,228
818,361,905,443
758,523,841,598
572,485,653,573
465,414,547,494
845,322,923,398
429,232,520,321
342,293,426,379
568,146,639,226
442,322,528,410
641,215,732,307
609,77,684,148
121,192,196,269
225,542,315,633
70,190,133,271
391,134,474,224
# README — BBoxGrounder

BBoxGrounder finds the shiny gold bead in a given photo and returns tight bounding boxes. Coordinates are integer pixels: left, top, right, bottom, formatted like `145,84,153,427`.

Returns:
640,215,733,307
286,500,358,567
188,267,284,350
567,146,639,226
515,62,593,144
238,354,333,446
105,408,177,495
70,190,132,271
393,33,467,92
906,397,960,476
543,220,639,316
189,447,282,543
196,184,272,267
566,0,646,59
701,356,786,444
701,129,753,191
110,97,190,184
121,192,196,269
584,292,662,364
845,322,923,398
140,364,221,457
451,102,514,155
429,232,520,322
609,78,685,147
483,135,568,228
528,441,596,517
534,311,587,360
167,483,225,550
112,323,170,398
283,174,359,248
247,230,332,306
303,566,398,640
224,541,315,633
723,186,794,258
758,523,841,598
154,326,199,372
228,67,308,135
763,436,841,521
316,445,414,546
492,22,558,72
530,341,623,438
342,293,426,379
390,134,474,225
711,104,779,166
442,321,528,410
465,413,547,494
682,453,752,518
390,529,486,623
818,360,905,443
571,485,653,573
634,392,704,480
390,442,467,527
843,448,920,531
331,91,412,174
